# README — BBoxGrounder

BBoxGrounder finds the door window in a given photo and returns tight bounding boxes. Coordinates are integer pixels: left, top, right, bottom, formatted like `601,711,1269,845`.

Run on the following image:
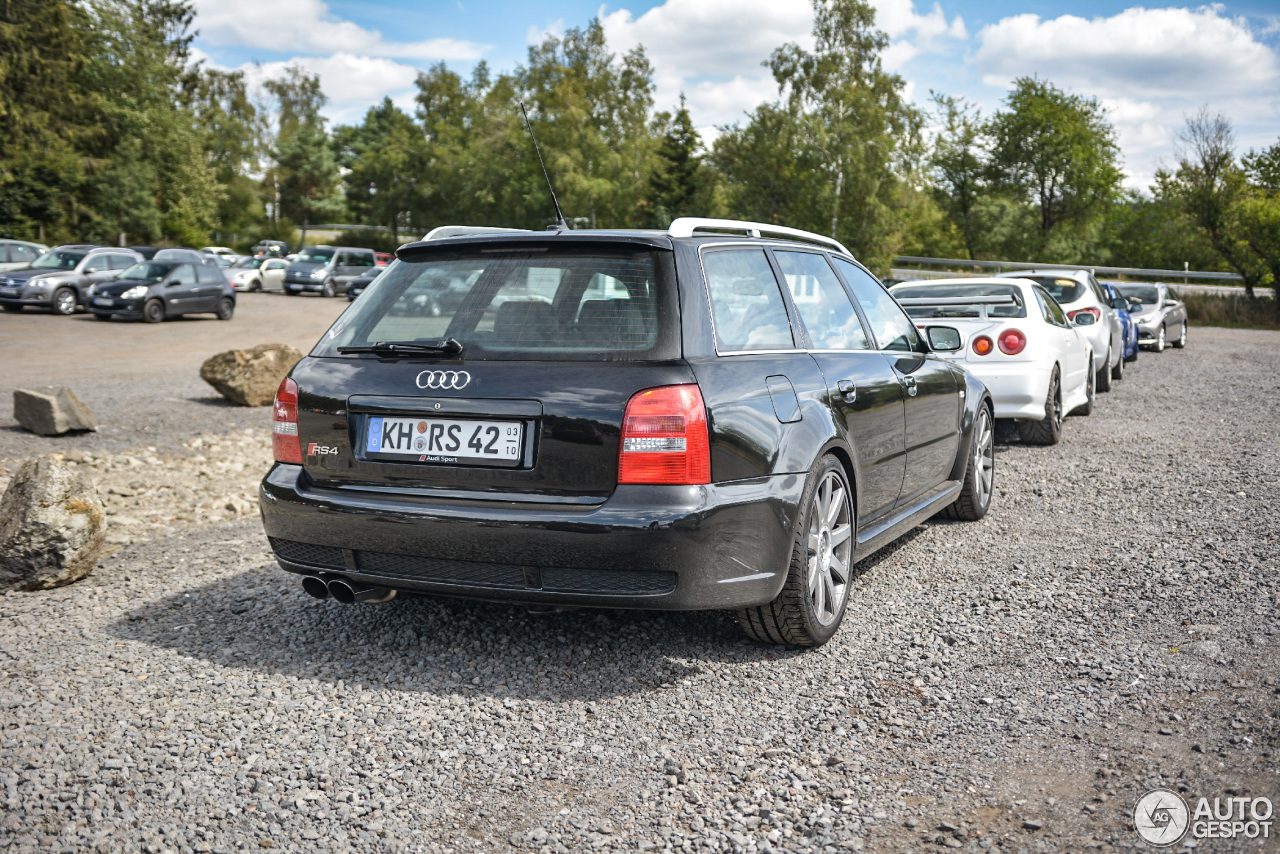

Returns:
351,253,375,268
774,251,870,350
84,256,108,273
171,264,197,285
108,254,133,270
831,258,919,352
12,245,35,263
703,248,795,352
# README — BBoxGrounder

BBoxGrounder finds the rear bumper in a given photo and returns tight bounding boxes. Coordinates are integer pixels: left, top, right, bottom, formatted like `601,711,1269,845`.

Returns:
949,362,1050,420
259,464,805,611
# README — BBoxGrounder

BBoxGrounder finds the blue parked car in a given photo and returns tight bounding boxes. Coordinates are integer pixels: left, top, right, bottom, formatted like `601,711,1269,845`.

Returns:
1101,283,1140,374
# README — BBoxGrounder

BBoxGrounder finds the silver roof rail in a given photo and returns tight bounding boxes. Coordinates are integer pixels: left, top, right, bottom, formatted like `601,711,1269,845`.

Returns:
668,217,853,257
423,225,531,241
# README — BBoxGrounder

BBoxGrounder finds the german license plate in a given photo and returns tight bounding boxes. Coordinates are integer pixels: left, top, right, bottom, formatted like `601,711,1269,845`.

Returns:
94,297,114,307
365,416,522,465
0,288,18,297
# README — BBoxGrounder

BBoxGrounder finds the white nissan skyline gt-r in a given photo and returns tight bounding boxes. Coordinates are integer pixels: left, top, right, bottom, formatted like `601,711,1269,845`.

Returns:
890,277,1095,446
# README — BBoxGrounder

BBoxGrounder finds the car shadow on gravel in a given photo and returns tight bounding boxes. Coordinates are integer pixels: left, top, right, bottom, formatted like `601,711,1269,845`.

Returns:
106,568,823,703
105,533,927,704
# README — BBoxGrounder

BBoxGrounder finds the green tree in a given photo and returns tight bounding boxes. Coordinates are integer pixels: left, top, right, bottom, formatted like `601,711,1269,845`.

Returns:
928,93,988,259
0,0,93,241
648,95,718,224
1155,110,1266,297
262,66,341,243
188,66,264,242
714,0,922,272
986,77,1122,258
337,98,429,242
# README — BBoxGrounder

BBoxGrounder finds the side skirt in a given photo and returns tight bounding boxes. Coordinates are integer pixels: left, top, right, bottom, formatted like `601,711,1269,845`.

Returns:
853,480,962,562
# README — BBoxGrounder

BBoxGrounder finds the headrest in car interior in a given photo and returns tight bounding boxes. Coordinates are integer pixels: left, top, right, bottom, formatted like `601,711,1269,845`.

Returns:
493,300,558,341
576,299,646,344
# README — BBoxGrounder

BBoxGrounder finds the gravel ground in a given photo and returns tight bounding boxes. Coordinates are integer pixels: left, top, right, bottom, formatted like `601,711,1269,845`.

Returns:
1,326,1277,854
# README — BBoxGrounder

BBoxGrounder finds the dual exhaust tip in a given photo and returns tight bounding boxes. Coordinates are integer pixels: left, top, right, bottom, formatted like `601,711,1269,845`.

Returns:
302,573,396,604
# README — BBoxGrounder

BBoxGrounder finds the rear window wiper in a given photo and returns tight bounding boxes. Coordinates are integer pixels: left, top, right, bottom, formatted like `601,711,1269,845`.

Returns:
337,338,464,357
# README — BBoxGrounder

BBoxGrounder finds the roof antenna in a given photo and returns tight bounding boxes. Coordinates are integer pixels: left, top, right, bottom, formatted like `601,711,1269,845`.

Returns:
519,101,569,231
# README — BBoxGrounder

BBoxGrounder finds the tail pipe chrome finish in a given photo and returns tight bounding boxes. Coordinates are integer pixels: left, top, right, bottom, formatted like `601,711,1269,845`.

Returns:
326,577,396,605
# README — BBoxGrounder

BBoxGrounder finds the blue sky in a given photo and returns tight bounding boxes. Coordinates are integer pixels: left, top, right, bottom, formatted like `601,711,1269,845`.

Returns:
190,0,1280,190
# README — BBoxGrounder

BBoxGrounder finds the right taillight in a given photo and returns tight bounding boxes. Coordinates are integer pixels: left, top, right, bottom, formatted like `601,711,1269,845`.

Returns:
972,335,994,356
618,384,711,485
272,377,302,464
998,328,1027,355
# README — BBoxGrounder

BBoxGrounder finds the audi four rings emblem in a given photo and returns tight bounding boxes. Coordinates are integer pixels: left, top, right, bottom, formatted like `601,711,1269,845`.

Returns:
416,370,471,390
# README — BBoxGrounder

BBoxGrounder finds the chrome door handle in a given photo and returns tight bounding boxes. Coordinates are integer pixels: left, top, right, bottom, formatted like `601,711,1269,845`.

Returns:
837,380,856,402
903,375,918,397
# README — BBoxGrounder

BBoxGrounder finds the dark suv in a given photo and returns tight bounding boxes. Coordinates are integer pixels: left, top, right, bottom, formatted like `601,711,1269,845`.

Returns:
260,219,994,646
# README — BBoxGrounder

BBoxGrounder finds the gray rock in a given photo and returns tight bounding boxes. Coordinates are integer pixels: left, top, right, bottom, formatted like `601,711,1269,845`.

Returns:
0,456,106,591
199,344,304,407
13,387,97,435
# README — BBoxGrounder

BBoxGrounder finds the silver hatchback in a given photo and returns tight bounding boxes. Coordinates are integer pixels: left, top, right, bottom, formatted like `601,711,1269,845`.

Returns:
1114,283,1188,352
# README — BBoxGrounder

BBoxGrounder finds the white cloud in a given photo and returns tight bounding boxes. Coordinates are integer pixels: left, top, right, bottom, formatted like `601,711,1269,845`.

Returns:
973,7,1279,99
600,0,963,127
526,19,566,45
971,7,1280,190
242,55,421,126
192,0,489,62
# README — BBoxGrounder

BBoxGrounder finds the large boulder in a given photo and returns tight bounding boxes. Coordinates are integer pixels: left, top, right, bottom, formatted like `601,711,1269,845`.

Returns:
199,343,304,406
13,387,98,435
0,456,106,591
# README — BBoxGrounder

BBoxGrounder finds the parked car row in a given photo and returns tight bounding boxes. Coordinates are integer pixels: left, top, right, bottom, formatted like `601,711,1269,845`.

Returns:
886,268,1186,445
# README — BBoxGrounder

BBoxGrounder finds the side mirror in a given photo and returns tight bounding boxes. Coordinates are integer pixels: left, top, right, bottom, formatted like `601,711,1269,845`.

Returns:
1072,312,1098,327
1164,299,1178,308
1110,298,1128,311
926,326,963,351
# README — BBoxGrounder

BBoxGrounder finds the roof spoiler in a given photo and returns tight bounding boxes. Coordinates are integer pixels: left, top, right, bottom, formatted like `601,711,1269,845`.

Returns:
895,295,1018,307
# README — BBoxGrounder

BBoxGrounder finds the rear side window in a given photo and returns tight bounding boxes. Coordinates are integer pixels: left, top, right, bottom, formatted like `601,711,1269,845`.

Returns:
197,263,221,284
774,251,870,350
1034,286,1069,327
703,248,794,352
832,258,919,352
316,248,678,361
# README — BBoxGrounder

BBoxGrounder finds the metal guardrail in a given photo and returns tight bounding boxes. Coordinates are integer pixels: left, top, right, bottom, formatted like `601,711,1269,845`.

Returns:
892,255,1243,283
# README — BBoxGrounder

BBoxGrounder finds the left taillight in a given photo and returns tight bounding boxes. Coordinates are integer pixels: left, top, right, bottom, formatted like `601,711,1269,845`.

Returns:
618,384,711,485
272,377,302,464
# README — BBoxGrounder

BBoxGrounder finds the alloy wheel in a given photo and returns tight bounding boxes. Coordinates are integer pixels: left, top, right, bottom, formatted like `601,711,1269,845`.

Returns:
972,407,993,509
54,289,76,315
806,471,853,627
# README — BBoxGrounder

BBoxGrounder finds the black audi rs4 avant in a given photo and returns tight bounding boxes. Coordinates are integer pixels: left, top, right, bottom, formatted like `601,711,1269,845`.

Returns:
259,219,995,646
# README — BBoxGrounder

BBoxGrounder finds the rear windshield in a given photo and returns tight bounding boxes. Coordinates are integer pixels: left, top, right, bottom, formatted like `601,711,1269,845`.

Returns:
893,283,1027,318
313,248,679,361
1021,276,1085,304
1115,284,1160,305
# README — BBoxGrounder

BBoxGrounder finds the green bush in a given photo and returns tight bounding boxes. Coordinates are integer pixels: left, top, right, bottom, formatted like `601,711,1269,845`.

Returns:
1183,292,1280,330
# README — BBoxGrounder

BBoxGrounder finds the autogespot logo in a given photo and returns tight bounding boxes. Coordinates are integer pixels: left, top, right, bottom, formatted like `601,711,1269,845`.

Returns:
1135,790,1275,846
1134,790,1190,846
415,370,471,390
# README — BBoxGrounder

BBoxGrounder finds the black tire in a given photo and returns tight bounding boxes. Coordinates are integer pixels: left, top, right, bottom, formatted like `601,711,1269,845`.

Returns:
1124,341,1139,363
285,287,298,296
736,456,854,647
52,287,77,316
1173,321,1187,349
1153,325,1166,353
1096,347,1112,392
942,403,993,521
93,312,112,321
143,299,165,324
1,304,21,313
1111,348,1125,380
1072,362,1096,416
1018,367,1064,445
215,297,234,320
321,279,336,298
250,278,262,293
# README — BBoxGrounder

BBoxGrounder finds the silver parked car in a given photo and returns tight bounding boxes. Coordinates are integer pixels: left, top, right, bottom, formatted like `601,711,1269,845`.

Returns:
0,239,48,272
995,269,1124,394
1114,283,1187,352
0,245,142,315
